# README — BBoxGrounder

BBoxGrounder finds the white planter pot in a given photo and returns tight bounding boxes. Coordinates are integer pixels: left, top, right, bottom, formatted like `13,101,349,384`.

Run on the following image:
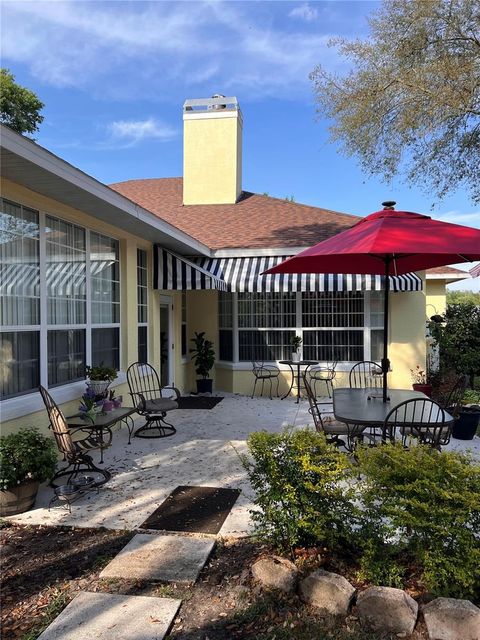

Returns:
86,380,110,397
291,352,300,362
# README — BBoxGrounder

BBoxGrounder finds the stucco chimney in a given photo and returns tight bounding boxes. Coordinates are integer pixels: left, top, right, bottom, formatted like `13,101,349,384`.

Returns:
183,95,243,205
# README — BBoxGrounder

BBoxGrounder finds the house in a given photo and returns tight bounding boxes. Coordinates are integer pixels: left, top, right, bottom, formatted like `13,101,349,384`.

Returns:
0,96,469,433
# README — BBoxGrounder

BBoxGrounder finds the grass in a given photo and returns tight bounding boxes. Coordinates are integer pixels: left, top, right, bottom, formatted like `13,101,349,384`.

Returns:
20,588,70,640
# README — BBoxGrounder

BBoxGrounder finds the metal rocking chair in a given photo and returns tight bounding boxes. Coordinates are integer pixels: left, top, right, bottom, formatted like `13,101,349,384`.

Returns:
39,386,112,487
126,362,180,438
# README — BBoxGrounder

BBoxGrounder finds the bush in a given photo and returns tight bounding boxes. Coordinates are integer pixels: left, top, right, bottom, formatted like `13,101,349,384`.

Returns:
241,429,357,553
355,443,480,598
0,427,57,491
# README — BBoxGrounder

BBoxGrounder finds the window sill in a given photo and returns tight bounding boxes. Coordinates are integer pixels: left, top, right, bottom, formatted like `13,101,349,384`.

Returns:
0,372,127,422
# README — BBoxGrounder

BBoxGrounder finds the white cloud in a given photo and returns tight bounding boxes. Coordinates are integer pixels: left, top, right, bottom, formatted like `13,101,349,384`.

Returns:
106,118,177,147
0,0,336,100
289,3,319,22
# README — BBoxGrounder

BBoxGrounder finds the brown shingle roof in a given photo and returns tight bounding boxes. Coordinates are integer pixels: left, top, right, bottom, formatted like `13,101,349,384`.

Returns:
109,177,359,251
426,266,469,275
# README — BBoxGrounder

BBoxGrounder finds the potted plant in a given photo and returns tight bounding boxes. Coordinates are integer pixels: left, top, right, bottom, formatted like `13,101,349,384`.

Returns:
0,427,57,516
452,389,480,440
410,365,432,397
190,331,215,394
291,335,302,362
85,363,117,399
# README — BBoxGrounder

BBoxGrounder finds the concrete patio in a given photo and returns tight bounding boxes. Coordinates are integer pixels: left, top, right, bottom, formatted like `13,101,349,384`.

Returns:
8,393,480,535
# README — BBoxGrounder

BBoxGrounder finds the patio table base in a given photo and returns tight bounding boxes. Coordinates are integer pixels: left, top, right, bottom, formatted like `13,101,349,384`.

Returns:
134,416,176,439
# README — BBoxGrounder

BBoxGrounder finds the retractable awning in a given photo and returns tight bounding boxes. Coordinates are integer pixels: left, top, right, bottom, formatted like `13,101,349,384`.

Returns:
154,247,228,291
191,255,423,292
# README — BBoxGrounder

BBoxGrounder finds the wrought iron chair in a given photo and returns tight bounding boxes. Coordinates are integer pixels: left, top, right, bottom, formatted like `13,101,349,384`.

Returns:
39,386,112,487
383,398,452,449
251,361,280,399
303,375,363,451
126,362,180,438
349,361,383,389
308,360,338,398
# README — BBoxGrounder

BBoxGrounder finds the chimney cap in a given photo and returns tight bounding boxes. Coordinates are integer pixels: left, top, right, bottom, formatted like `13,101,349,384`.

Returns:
183,96,239,112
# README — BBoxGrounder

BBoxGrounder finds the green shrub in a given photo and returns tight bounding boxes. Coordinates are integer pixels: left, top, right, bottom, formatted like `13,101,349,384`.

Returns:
355,443,480,598
0,427,57,491
241,429,357,553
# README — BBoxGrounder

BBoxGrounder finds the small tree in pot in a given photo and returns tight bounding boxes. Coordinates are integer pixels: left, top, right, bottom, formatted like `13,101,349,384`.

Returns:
190,332,215,394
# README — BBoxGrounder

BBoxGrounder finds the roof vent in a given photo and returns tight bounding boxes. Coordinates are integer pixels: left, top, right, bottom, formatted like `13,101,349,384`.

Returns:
382,201,396,210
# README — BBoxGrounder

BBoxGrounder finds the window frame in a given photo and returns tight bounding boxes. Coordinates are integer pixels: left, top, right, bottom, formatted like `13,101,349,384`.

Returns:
0,199,121,403
137,248,148,363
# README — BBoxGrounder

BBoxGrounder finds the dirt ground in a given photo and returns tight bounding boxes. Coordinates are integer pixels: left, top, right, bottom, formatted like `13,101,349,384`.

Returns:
1,522,431,640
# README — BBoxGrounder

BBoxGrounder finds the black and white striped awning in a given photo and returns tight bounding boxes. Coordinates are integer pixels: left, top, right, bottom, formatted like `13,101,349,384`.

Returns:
154,247,228,291
155,250,422,292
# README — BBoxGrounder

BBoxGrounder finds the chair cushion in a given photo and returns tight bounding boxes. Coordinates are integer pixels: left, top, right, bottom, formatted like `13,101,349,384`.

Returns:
322,423,351,436
141,398,178,413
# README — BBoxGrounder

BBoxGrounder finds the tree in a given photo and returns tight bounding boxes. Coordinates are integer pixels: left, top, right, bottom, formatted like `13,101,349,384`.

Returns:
428,302,480,388
310,0,480,204
0,69,44,136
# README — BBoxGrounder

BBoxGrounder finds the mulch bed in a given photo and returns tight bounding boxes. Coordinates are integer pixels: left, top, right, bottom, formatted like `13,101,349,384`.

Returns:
140,485,241,534
0,522,431,640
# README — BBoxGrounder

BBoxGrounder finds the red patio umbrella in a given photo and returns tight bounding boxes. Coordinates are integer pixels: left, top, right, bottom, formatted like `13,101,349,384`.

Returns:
264,202,480,402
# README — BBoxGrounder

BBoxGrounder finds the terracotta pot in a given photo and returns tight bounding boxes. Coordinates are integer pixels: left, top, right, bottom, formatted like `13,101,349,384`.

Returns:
412,383,432,397
0,481,39,517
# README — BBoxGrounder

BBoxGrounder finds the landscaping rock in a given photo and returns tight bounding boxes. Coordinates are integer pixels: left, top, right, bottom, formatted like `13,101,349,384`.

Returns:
251,555,298,593
423,597,480,640
356,586,418,635
299,569,355,616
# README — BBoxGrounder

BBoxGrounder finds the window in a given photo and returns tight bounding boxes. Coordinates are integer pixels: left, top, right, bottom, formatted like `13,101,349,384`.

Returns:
137,249,148,362
218,291,384,364
0,198,121,400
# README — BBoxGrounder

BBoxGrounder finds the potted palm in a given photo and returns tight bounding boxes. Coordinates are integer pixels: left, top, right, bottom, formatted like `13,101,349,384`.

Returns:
190,331,215,394
0,428,57,516
85,363,117,399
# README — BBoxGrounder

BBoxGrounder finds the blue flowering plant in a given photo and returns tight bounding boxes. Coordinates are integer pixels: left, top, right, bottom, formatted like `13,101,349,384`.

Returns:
79,386,100,422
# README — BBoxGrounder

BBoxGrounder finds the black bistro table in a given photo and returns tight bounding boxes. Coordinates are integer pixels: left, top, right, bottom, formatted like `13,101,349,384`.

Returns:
279,360,319,403
333,388,453,444
68,406,137,466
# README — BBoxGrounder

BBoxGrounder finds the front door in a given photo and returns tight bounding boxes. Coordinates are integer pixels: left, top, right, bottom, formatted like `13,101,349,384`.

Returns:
160,297,174,387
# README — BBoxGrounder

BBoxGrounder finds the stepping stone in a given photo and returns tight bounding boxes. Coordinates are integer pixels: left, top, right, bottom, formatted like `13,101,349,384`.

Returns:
100,533,215,584
37,591,181,640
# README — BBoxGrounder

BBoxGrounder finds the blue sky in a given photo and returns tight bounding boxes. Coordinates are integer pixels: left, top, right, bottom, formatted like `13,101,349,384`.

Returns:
1,0,478,289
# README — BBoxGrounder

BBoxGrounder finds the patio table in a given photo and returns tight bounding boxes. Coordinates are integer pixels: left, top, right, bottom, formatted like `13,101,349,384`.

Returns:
68,406,137,465
279,360,319,404
333,388,454,444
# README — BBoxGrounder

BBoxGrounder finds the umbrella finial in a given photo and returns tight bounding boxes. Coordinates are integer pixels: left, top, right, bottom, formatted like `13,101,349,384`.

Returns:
382,201,396,210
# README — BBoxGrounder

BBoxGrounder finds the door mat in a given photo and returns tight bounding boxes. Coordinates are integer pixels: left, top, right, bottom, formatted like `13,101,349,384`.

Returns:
140,485,241,534
176,396,224,410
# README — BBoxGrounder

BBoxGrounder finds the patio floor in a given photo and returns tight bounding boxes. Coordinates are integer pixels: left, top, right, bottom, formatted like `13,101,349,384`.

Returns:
8,393,480,535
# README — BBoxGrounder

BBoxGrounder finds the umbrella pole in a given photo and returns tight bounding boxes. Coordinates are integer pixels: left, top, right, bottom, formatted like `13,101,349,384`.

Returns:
382,259,391,402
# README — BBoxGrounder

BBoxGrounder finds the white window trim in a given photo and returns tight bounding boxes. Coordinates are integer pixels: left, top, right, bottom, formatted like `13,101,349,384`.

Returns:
0,202,122,405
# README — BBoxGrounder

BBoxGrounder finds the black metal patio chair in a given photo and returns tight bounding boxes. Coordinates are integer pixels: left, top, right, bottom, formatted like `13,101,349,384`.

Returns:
251,361,280,399
308,360,338,398
126,362,180,438
39,385,112,487
383,397,451,450
349,361,383,389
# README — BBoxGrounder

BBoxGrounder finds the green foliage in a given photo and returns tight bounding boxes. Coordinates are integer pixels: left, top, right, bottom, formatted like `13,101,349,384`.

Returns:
291,335,303,351
428,302,480,387
85,364,117,382
355,443,480,597
189,331,215,379
0,428,57,491
462,389,480,405
241,429,357,553
447,290,480,306
310,0,480,204
0,69,44,136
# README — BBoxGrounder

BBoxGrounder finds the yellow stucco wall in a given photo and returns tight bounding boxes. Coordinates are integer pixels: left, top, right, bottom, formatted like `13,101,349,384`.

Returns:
425,280,448,316
0,179,166,435
183,114,242,205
